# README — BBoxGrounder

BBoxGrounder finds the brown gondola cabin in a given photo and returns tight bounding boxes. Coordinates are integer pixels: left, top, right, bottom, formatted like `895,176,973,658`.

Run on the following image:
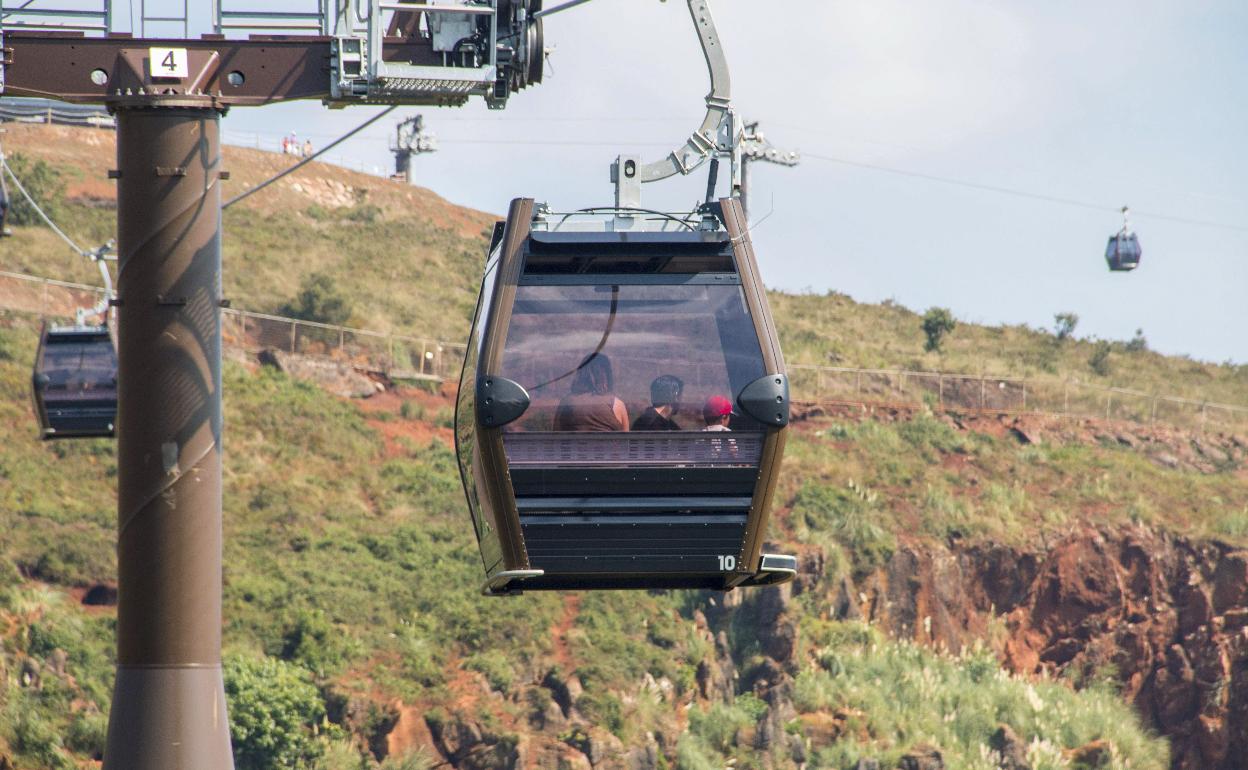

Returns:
455,198,795,595
31,323,118,439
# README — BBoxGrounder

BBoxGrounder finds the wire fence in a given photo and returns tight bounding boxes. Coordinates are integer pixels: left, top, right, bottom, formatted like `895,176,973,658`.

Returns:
2,269,1245,433
0,270,465,381
788,365,1248,434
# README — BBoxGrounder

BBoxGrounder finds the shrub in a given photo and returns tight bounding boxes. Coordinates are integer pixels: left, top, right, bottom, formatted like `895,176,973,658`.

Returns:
3,153,65,227
280,273,353,326
1054,312,1079,341
274,608,354,677
921,307,956,352
1088,341,1112,376
791,481,894,568
224,655,326,770
1126,328,1148,353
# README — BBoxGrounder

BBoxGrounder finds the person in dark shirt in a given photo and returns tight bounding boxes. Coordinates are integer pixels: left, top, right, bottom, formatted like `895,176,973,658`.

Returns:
631,374,684,431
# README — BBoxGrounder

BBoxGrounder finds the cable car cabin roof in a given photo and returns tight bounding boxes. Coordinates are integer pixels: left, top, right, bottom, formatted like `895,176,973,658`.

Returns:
522,230,736,276
455,198,794,596
31,324,117,440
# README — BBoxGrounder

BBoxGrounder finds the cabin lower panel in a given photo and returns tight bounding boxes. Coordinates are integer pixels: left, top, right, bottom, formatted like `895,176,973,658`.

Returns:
41,399,117,437
520,512,747,576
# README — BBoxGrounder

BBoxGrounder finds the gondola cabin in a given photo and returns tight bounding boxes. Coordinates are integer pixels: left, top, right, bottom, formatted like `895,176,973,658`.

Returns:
455,198,795,595
1105,232,1141,272
31,324,118,439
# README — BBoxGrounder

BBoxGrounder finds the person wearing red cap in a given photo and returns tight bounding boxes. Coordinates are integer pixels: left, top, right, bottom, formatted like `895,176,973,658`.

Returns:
702,394,734,432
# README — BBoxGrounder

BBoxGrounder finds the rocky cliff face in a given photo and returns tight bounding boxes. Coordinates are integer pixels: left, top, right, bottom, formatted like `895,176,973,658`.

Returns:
835,526,1248,770
377,525,1245,769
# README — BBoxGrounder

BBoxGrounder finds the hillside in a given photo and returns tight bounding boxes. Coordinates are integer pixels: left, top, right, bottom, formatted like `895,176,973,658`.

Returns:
1,123,1247,770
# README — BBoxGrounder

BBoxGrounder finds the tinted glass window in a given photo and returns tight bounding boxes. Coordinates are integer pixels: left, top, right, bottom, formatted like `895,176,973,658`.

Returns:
41,341,117,390
499,283,766,432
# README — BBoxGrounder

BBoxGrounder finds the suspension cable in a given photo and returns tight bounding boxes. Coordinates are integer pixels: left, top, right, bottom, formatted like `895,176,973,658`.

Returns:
223,106,397,210
0,140,115,324
0,149,91,257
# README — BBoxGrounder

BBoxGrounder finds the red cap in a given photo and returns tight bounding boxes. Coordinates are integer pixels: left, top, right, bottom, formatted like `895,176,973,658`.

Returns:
703,395,734,420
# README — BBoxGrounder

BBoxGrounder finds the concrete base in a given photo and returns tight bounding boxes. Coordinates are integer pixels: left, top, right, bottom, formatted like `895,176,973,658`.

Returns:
103,665,234,770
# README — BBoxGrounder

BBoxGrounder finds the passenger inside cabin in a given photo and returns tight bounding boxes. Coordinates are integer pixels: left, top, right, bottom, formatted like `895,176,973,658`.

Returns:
554,352,629,432
702,394,734,432
631,374,684,431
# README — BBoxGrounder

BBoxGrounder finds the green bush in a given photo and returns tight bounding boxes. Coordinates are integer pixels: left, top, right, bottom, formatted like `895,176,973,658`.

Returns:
791,481,894,568
224,654,326,770
274,608,355,677
280,272,353,326
794,622,1169,770
1089,341,1113,376
921,307,957,353
1054,312,1079,341
3,153,65,227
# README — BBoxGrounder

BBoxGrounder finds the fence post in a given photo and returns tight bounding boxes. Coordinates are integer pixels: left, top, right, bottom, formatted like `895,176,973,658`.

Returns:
41,278,49,318
289,322,296,353
1150,397,1157,425
338,327,345,353
1022,381,1027,412
980,376,986,411
1063,381,1069,416
1202,404,1208,433
1106,392,1112,420
938,374,943,409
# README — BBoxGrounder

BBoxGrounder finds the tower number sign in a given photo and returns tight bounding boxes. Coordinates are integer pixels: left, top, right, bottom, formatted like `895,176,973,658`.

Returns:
149,47,189,79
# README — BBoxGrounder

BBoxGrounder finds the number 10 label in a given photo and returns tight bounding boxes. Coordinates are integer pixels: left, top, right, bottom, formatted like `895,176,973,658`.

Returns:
149,47,189,79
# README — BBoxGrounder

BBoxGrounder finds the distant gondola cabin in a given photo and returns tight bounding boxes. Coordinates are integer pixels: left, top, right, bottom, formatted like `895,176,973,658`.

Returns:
1105,231,1142,272
455,198,795,595
31,324,117,439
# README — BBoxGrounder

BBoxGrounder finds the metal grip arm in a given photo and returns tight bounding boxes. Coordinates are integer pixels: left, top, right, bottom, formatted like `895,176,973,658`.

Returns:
636,0,734,183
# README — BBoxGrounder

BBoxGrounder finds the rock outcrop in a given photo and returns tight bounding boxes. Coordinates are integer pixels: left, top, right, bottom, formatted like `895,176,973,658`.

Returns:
826,525,1248,770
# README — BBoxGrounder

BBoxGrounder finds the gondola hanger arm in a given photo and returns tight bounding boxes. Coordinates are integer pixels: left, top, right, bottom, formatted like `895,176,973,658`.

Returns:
611,0,740,210
634,0,734,184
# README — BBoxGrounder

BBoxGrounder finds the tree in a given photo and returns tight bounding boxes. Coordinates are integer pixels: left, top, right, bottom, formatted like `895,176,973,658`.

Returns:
1088,340,1112,376
1054,312,1079,341
280,272,353,326
224,655,326,770
1125,328,1148,353
921,307,957,353
3,153,65,227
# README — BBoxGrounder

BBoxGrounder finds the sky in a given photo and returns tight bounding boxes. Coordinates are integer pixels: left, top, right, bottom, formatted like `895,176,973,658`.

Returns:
142,1,1248,363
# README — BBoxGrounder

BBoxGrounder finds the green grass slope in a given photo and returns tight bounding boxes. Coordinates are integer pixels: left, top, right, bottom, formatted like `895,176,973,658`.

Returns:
0,315,1180,769
3,123,1245,769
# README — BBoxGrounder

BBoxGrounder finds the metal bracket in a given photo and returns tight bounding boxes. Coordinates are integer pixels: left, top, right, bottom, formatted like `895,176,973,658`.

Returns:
481,568,544,596
476,375,531,428
737,372,789,427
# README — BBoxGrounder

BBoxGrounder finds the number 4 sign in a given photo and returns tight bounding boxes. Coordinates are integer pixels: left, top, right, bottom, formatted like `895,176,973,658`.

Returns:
149,47,189,79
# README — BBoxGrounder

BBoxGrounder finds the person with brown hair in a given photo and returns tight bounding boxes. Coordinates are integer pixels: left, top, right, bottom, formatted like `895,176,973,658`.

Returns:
554,353,629,431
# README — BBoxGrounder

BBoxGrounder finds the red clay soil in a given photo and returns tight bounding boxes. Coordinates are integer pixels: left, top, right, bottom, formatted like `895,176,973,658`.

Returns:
355,386,454,456
549,594,582,674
